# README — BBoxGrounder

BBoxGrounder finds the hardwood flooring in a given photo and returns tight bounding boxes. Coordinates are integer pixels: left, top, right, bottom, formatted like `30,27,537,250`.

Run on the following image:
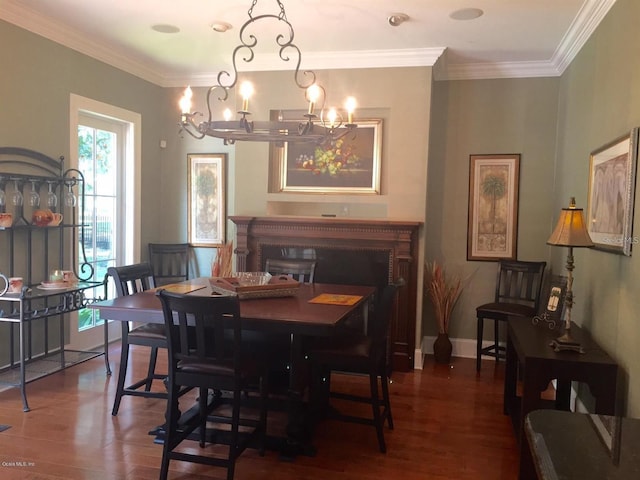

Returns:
0,347,519,479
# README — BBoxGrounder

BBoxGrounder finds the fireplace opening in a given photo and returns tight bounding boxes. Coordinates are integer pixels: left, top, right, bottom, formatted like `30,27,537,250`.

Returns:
260,245,391,290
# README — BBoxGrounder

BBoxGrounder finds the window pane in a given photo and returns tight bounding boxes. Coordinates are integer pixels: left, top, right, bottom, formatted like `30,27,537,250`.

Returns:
95,130,117,196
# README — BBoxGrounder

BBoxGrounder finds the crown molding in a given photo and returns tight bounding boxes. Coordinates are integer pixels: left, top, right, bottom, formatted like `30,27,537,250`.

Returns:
0,2,164,85
1,0,617,85
163,47,447,88
551,0,617,75
435,0,617,80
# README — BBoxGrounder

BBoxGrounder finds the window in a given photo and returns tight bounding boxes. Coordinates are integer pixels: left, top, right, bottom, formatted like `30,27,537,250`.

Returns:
77,118,122,329
68,94,141,350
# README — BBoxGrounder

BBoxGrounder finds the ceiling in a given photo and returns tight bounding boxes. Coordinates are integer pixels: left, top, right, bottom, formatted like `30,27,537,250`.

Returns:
0,0,616,87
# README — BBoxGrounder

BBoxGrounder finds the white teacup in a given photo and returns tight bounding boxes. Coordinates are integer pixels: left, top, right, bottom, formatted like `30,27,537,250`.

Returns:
48,212,63,226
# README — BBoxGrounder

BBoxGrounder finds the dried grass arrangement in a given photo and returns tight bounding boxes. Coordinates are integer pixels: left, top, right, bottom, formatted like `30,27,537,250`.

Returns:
211,241,234,277
425,261,463,334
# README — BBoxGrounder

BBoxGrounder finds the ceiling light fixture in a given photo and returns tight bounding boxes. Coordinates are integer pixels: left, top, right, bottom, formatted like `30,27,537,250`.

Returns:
151,24,180,34
388,13,409,27
449,8,484,21
179,0,357,146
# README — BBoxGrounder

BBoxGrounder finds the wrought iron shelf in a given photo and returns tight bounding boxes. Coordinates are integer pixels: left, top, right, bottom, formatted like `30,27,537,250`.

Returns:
0,147,99,412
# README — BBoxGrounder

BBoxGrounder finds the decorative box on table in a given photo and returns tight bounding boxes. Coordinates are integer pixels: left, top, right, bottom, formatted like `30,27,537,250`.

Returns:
209,275,300,299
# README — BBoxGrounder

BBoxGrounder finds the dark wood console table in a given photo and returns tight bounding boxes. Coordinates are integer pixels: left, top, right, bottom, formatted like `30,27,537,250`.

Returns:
504,319,618,470
230,215,421,371
521,410,640,479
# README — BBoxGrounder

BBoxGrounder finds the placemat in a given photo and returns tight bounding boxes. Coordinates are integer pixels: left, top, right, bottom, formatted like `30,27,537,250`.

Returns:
308,293,363,306
150,282,206,294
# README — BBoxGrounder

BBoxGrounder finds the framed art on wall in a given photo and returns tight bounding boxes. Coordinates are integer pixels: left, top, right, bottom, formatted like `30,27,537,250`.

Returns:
532,274,567,330
270,118,382,194
587,128,639,256
467,154,520,261
187,153,226,247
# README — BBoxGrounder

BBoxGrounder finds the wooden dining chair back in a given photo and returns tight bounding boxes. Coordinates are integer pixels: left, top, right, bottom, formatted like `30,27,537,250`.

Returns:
148,242,190,286
307,281,401,453
265,258,316,283
260,258,318,393
107,262,168,416
476,260,546,371
156,290,268,480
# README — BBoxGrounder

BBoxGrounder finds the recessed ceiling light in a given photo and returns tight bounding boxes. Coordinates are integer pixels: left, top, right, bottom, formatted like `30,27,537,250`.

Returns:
151,24,180,34
212,22,232,33
449,8,484,21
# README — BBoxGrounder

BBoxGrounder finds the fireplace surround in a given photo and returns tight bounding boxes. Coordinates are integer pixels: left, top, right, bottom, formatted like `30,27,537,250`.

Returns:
230,215,421,371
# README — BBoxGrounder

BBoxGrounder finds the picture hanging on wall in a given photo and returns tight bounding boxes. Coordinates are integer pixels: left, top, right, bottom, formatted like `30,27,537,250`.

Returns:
187,153,226,247
587,128,639,256
467,154,520,261
270,117,382,194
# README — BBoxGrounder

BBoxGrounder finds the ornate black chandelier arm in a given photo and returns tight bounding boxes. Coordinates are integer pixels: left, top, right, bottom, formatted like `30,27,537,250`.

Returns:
194,120,355,146
179,0,357,145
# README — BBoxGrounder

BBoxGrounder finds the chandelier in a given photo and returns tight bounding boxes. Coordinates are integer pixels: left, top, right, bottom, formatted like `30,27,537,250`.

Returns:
179,0,357,146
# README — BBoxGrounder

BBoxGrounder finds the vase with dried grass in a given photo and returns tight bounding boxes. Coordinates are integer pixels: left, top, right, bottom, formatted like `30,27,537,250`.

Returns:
211,241,234,278
425,261,463,364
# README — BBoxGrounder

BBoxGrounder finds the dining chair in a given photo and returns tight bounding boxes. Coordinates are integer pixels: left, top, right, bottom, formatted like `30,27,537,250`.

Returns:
261,258,317,392
156,290,269,480
307,281,401,453
148,242,190,286
265,258,316,283
476,260,546,371
107,262,169,416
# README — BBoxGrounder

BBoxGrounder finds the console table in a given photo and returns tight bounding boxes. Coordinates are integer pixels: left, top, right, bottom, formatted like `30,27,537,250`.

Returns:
504,319,618,470
521,410,640,479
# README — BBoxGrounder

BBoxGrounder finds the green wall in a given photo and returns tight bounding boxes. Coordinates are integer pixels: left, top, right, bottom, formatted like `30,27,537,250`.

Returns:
553,0,640,416
0,20,166,366
427,0,640,416
426,77,560,341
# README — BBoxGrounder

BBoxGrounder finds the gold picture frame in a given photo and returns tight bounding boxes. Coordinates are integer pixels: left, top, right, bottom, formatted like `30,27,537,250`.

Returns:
270,118,382,194
587,128,639,256
187,153,226,247
467,154,520,261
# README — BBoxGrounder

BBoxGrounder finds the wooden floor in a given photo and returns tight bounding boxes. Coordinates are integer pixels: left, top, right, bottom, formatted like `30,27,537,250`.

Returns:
0,347,519,480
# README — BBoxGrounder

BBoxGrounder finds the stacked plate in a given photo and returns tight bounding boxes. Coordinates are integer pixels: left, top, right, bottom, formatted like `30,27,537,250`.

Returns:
38,280,72,290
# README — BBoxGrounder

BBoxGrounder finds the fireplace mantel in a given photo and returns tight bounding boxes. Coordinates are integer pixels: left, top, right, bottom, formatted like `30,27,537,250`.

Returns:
230,215,421,371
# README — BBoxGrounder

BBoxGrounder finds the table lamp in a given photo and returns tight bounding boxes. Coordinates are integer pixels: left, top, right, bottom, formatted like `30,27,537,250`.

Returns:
546,197,594,352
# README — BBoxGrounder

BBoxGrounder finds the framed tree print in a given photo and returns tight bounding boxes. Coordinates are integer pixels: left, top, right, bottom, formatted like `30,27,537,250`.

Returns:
187,153,226,247
467,154,520,261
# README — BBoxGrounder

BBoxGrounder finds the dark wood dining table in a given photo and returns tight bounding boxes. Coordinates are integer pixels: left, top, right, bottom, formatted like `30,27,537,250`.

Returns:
90,278,376,457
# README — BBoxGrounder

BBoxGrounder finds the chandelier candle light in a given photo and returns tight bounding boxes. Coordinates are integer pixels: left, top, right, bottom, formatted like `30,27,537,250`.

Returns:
546,197,594,353
179,0,357,146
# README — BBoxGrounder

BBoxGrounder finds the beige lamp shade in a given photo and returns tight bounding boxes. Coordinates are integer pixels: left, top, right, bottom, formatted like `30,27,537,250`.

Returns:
547,197,595,247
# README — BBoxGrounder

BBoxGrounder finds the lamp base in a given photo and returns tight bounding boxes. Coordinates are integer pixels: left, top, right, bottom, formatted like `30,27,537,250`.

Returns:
550,332,585,353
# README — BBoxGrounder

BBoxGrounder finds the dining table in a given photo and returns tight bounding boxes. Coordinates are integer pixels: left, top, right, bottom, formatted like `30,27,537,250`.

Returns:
90,277,376,457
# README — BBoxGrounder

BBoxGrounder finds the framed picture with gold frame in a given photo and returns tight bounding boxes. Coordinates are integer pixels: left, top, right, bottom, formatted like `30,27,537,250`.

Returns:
187,153,226,247
270,117,382,194
467,154,520,261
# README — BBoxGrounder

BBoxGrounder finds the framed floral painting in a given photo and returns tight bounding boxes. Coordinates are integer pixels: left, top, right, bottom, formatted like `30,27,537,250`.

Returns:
187,153,226,247
270,118,382,194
